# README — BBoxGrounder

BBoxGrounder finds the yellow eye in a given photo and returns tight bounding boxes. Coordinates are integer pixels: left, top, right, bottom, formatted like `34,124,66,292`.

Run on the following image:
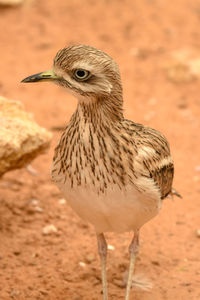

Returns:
74,69,90,81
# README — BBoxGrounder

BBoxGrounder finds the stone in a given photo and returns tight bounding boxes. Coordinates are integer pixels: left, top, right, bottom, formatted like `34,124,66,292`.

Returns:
0,96,52,177
0,0,25,5
196,229,200,238
42,224,58,235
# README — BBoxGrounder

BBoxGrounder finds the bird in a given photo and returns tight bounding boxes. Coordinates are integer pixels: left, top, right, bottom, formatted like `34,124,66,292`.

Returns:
21,44,179,300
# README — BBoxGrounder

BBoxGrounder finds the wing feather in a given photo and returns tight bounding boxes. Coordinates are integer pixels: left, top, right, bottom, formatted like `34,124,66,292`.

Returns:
124,120,174,199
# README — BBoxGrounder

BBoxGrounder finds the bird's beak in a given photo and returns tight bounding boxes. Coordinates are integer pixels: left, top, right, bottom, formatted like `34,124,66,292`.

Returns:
21,69,58,83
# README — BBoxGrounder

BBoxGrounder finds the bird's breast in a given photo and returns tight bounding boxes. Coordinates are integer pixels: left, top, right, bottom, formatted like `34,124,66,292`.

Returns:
52,123,132,193
51,121,162,232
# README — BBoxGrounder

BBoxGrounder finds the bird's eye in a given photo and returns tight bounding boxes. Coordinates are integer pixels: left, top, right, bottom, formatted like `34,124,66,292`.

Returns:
74,69,90,81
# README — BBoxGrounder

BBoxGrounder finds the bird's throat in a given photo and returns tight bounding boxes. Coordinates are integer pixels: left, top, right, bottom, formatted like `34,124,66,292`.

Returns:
76,94,124,124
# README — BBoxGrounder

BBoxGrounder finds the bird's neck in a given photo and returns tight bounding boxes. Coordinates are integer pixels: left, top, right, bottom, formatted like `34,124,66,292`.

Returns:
75,93,124,125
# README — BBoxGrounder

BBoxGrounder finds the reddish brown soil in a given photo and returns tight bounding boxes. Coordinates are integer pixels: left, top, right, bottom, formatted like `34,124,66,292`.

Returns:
0,1,200,299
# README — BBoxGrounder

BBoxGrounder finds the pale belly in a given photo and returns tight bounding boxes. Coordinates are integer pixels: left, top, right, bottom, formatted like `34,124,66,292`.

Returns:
54,180,162,234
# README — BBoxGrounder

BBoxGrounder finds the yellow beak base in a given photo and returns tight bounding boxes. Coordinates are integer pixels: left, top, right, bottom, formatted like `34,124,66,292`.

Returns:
21,70,57,83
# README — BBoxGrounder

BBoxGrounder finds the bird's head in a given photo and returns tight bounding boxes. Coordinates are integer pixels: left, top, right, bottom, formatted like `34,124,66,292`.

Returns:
21,45,123,102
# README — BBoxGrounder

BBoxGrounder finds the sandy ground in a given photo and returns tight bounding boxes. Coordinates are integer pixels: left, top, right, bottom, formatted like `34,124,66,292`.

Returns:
0,0,200,299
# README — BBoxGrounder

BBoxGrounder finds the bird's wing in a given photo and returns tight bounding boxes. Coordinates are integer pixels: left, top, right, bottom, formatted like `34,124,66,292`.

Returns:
147,157,174,199
127,122,174,199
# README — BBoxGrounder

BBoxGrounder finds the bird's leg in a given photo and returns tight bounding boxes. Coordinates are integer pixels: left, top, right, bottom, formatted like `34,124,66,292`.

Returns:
125,230,140,300
97,233,108,300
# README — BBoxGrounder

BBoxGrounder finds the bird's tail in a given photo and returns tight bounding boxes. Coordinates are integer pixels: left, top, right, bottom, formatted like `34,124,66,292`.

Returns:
169,188,182,198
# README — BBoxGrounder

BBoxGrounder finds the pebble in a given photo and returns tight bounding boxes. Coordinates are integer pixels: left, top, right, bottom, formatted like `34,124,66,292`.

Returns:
151,260,160,266
40,289,49,296
85,253,95,263
58,198,67,205
79,261,86,268
34,206,43,213
29,198,39,206
26,164,38,176
108,244,115,251
196,229,200,238
42,224,58,235
13,250,21,256
112,278,125,288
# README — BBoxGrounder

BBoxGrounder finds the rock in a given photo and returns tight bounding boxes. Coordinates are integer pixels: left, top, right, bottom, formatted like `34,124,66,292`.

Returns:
26,164,38,175
0,96,52,177
85,253,95,264
58,198,67,205
151,260,160,266
78,261,86,268
39,290,49,296
196,229,200,238
0,0,24,5
34,206,43,213
42,224,58,235
107,244,115,251
13,250,21,256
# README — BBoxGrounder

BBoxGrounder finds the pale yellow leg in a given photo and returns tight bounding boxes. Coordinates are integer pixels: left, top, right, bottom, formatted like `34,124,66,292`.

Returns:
97,233,108,300
125,230,140,300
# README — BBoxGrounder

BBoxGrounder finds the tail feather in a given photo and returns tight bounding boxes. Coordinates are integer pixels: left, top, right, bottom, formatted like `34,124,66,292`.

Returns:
169,188,182,198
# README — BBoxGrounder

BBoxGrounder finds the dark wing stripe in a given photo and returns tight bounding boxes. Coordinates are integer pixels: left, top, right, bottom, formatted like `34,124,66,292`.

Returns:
150,162,174,199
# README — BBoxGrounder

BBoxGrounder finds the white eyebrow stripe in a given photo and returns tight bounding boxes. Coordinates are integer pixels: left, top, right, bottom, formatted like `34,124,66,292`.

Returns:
72,61,95,72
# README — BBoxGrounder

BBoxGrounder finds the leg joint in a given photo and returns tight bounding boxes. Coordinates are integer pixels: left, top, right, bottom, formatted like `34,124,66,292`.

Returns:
129,231,139,255
97,233,107,257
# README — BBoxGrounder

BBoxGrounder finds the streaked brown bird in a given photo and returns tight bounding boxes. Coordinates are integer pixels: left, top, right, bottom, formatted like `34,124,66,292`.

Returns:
22,45,180,300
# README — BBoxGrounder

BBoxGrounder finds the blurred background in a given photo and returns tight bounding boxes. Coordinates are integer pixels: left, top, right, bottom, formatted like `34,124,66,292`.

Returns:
0,0,199,299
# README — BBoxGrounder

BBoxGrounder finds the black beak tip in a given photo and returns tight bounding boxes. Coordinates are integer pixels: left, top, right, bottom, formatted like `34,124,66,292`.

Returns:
21,76,39,83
